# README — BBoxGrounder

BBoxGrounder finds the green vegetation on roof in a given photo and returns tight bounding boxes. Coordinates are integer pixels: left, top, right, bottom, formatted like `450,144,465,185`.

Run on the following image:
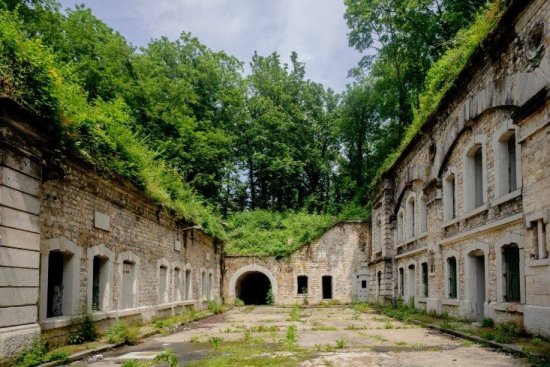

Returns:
225,204,370,257
370,0,506,190
0,10,224,238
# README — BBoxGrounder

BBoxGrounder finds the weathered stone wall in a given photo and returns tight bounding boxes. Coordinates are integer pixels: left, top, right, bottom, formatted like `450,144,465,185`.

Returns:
0,105,222,360
368,0,550,336
223,222,370,305
38,161,221,344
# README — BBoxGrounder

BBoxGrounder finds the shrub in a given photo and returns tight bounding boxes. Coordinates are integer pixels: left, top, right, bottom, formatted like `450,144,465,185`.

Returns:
286,324,297,343
154,349,179,367
67,312,97,344
480,317,494,328
208,336,223,350
207,299,223,314
234,298,245,307
106,321,139,345
14,340,69,367
335,339,347,349
266,287,274,305
121,360,144,367
289,305,300,321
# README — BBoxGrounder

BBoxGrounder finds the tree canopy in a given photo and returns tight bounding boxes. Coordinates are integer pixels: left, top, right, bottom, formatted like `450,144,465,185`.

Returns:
0,0,505,256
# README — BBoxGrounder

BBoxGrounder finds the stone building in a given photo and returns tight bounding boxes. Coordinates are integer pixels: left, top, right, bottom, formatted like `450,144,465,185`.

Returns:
0,99,222,361
223,221,371,306
367,0,550,338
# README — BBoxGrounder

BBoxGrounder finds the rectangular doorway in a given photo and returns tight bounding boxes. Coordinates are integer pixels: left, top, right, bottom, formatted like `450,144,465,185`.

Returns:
322,276,332,299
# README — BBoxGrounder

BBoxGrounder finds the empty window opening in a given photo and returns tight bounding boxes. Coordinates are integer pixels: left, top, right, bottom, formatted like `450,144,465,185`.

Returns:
421,262,429,298
399,268,404,297
466,145,485,211
398,211,404,243
377,271,382,295
235,271,272,305
444,173,456,221
47,251,67,317
185,269,192,300
121,260,136,309
92,256,108,311
201,271,207,300
208,272,213,300
507,135,517,192
174,267,182,301
297,275,308,294
361,280,367,289
159,265,168,304
532,220,548,260
503,245,520,303
407,264,416,302
322,276,333,299
419,195,428,234
448,257,457,299
407,197,415,239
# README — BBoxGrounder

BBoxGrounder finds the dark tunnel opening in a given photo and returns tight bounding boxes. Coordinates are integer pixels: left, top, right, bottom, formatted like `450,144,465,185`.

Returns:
235,271,271,305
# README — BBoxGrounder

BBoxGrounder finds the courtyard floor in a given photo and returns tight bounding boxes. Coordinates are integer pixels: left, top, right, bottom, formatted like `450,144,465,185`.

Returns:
83,305,524,367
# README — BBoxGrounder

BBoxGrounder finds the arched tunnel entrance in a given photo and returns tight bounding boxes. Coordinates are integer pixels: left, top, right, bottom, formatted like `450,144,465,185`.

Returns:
235,271,272,305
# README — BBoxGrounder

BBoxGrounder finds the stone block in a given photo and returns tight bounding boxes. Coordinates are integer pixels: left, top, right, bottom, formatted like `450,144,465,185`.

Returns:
1,150,41,179
0,324,41,363
0,207,39,233
0,226,40,251
0,247,39,269
0,167,40,196
524,305,550,338
0,306,37,327
0,288,38,306
94,211,110,231
0,268,39,287
0,186,40,214
174,239,181,251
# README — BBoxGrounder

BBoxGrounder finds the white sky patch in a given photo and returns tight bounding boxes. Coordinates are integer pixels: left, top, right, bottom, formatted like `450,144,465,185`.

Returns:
59,0,362,91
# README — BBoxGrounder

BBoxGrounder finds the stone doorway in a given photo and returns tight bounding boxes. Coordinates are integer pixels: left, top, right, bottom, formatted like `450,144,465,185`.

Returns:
322,275,333,299
468,250,486,320
356,274,369,302
235,271,272,305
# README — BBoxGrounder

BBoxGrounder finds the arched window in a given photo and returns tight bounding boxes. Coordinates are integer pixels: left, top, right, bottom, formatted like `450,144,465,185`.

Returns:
173,267,182,302
447,257,457,299
444,172,456,221
496,128,521,196
502,244,520,302
406,196,415,239
397,211,404,244
399,267,404,297
185,269,192,300
421,262,429,297
419,195,428,234
465,142,486,211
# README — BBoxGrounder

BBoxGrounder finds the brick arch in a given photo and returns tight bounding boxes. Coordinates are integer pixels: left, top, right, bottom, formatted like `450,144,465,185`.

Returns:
435,70,549,176
228,263,278,298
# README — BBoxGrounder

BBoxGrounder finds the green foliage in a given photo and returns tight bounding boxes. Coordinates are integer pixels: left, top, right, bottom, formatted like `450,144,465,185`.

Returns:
154,349,179,367
225,210,338,256
67,312,97,344
480,317,495,328
121,360,143,367
106,321,138,345
234,298,245,307
289,305,301,322
208,336,223,350
335,338,347,349
208,299,224,314
0,10,60,120
286,324,297,343
371,0,505,189
14,340,69,367
266,287,274,305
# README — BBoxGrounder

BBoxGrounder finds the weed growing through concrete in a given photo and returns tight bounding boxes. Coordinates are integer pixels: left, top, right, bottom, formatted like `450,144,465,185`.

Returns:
286,324,297,343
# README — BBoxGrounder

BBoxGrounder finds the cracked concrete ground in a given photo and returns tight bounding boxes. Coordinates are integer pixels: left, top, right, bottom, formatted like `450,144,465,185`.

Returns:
83,305,522,366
